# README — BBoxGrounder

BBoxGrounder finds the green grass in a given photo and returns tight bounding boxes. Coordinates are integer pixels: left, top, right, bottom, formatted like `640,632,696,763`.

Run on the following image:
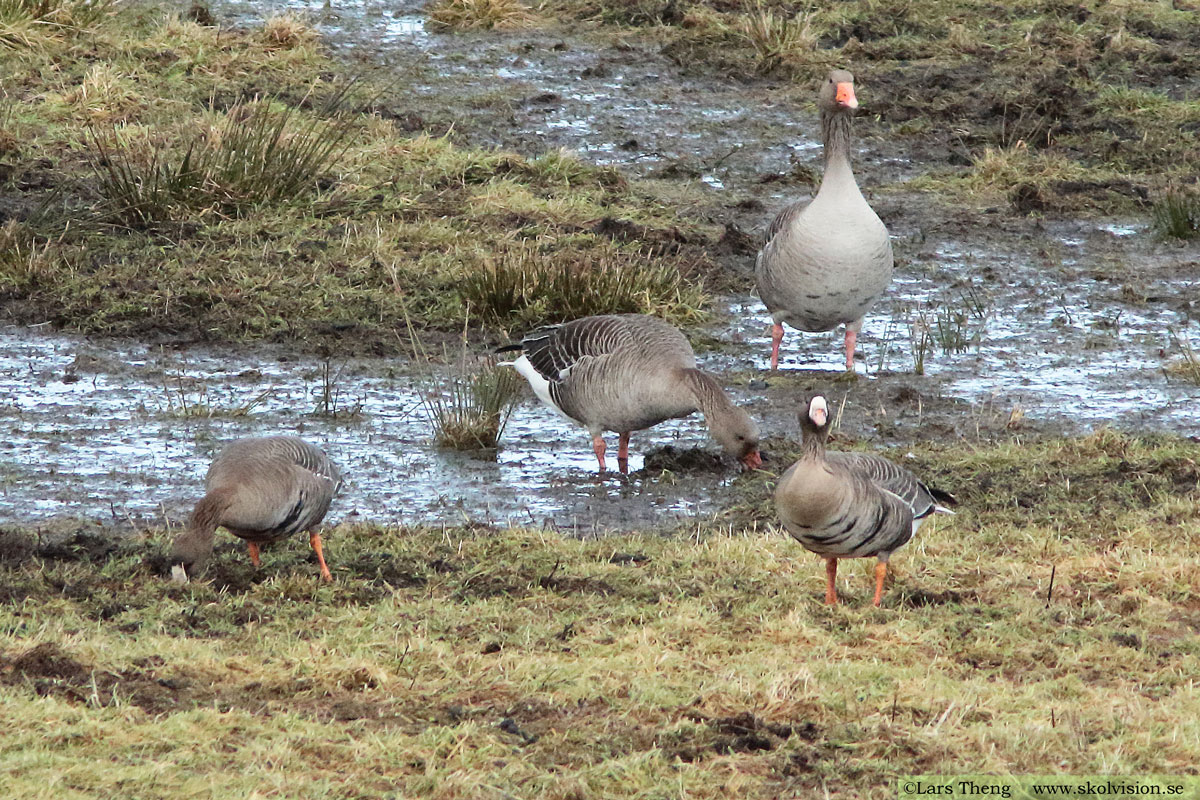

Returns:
1,431,1198,798
460,240,709,328
420,356,525,450
0,6,716,348
1152,189,1200,240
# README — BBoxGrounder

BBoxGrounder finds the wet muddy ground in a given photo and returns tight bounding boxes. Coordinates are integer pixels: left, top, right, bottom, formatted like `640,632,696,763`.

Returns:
7,0,1200,533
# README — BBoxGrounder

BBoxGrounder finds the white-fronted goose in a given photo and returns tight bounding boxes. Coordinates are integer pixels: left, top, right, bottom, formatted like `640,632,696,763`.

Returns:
501,313,762,473
756,69,894,372
775,396,953,606
170,436,342,583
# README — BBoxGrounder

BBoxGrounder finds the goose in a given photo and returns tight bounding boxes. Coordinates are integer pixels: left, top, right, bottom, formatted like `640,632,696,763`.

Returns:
499,313,762,473
775,396,953,606
169,436,343,583
756,69,894,372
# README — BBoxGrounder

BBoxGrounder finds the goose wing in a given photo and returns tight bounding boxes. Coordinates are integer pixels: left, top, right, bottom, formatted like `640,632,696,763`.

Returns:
519,315,639,384
828,452,944,520
762,199,810,249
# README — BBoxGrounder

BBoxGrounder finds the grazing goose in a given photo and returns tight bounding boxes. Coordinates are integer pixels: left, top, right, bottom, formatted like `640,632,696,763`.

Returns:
775,396,953,606
756,69,894,372
170,436,343,583
500,313,762,473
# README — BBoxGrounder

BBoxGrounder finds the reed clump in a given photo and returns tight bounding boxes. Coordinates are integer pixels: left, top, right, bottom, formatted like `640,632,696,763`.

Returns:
423,358,524,450
1152,189,1200,240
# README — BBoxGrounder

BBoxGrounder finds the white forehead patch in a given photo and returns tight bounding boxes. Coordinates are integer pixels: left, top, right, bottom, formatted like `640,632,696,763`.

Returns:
809,396,829,424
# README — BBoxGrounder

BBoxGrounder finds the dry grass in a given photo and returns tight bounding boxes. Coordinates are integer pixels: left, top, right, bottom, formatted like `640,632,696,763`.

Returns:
0,433,1198,798
737,5,818,74
0,0,115,49
1165,330,1200,385
261,12,318,50
427,0,535,31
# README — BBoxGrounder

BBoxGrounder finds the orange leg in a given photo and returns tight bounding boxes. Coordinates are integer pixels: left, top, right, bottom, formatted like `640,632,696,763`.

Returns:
617,432,630,474
310,532,333,582
825,558,839,605
844,328,858,372
247,541,261,568
873,561,888,607
592,435,607,472
769,323,785,370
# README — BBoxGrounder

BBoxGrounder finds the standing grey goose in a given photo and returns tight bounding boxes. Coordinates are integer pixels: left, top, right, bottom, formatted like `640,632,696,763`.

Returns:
775,396,953,606
169,436,343,583
756,69,894,372
500,313,762,473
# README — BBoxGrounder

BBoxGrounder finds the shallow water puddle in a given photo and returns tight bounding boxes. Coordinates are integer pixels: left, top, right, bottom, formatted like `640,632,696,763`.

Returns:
2,328,737,530
211,0,828,187
719,219,1200,430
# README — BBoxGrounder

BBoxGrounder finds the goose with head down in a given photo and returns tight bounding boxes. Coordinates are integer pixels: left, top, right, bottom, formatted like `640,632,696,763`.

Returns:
500,313,762,474
170,436,342,583
756,69,894,373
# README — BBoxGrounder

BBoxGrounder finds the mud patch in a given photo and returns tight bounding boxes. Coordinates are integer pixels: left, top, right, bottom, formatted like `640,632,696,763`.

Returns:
0,519,119,563
672,710,811,761
3,642,424,726
9,642,90,682
895,587,969,608
5,644,189,715
641,445,729,474
344,552,434,588
538,571,617,596
0,528,37,564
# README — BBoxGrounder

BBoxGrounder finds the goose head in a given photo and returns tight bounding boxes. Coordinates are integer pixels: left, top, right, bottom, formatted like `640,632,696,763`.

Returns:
818,69,858,113
799,395,832,441
169,528,214,583
711,408,763,470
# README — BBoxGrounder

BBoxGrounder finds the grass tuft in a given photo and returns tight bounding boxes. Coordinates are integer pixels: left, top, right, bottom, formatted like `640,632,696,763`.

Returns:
460,242,707,327
1152,189,1200,240
0,0,115,49
260,13,317,50
89,98,353,227
421,356,524,450
737,4,817,73
427,0,534,31
1165,329,1200,385
0,221,53,289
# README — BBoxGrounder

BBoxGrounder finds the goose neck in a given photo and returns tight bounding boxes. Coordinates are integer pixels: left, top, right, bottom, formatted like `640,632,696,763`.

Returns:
819,109,856,187
681,369,733,418
800,426,829,459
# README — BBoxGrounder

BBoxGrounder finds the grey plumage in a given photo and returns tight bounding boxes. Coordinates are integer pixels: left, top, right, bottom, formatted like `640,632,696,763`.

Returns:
506,314,762,473
775,396,953,606
169,436,342,582
756,69,894,371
